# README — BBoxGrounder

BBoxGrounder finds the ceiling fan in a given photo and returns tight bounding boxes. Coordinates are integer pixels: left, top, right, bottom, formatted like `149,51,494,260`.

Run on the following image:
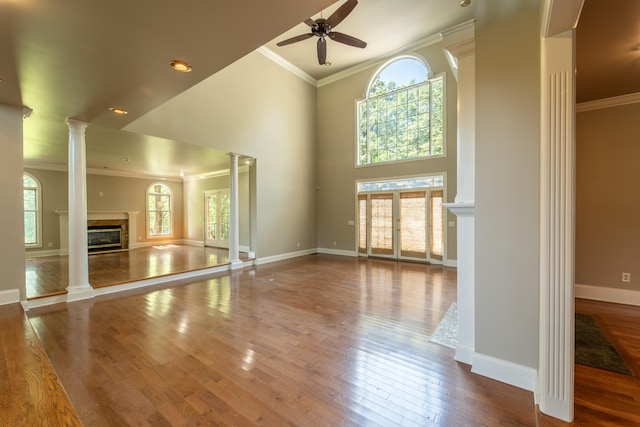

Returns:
276,0,367,65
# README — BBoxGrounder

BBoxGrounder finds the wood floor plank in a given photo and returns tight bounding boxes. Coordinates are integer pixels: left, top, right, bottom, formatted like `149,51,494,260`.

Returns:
8,255,640,426
0,304,82,426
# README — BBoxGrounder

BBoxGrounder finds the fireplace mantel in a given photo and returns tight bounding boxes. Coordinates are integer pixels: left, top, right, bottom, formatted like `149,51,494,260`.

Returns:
56,211,140,252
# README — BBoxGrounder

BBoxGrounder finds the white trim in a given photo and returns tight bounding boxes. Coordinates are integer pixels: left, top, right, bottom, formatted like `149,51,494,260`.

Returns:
316,248,358,257
66,287,95,303
318,33,443,88
94,265,230,297
255,249,317,265
576,92,640,112
575,283,640,307
257,47,317,86
454,344,474,365
24,162,184,182
0,289,20,306
183,240,204,247
472,352,537,392
25,249,62,258
444,259,457,268
25,293,68,310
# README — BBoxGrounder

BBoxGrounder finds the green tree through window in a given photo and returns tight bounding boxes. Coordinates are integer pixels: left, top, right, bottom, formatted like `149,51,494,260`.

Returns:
358,57,444,165
147,183,172,236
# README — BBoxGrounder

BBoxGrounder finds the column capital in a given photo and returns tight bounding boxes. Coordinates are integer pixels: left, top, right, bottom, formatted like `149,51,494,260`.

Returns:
66,118,89,132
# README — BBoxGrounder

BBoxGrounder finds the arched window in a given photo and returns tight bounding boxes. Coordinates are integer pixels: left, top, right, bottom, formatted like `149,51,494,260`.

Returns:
357,56,445,165
147,183,172,237
23,172,41,247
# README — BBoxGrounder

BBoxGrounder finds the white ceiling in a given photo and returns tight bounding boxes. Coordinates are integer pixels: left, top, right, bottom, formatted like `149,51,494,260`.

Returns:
2,0,636,179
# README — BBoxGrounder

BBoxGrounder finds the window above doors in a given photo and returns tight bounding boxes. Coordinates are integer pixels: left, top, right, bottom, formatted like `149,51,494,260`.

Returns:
357,56,445,166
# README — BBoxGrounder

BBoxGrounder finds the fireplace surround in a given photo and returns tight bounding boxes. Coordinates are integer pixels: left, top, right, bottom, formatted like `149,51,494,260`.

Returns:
56,211,139,254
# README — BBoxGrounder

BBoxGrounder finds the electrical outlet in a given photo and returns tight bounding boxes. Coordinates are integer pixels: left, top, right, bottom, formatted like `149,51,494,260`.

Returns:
622,272,631,283
297,242,301,248
333,241,337,247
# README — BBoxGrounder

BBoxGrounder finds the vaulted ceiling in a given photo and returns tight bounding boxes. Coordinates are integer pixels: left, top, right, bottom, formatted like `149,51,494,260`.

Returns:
0,0,636,178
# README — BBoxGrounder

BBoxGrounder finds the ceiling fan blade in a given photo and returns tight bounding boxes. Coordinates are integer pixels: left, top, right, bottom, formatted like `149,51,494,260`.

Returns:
277,33,314,46
317,37,327,65
326,0,358,28
304,18,316,27
328,31,367,48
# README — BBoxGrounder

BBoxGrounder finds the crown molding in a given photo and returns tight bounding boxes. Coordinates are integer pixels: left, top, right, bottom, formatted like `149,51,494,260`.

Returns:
257,47,317,86
317,33,443,88
576,92,640,112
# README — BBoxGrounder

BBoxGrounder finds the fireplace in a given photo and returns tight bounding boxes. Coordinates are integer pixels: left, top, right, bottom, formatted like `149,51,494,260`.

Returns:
87,219,129,252
88,226,122,250
56,211,139,255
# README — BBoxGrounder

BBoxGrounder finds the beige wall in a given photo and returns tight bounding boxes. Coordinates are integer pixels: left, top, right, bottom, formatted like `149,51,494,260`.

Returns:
576,103,640,292
474,1,540,369
0,105,26,297
25,169,185,250
316,43,458,261
183,171,250,247
126,51,319,257
24,168,67,251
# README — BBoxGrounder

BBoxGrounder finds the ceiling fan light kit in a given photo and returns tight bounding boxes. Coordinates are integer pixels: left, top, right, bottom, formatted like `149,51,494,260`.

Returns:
276,0,366,65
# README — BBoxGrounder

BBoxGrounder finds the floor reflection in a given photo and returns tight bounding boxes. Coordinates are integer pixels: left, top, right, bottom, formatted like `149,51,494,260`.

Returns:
25,245,251,299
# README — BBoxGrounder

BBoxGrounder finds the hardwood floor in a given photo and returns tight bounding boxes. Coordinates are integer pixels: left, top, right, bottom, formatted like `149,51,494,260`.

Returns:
25,245,250,299
4,255,639,425
0,303,82,426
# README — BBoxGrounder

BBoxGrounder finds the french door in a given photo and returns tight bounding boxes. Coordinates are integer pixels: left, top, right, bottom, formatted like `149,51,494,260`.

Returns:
358,189,443,262
205,190,230,248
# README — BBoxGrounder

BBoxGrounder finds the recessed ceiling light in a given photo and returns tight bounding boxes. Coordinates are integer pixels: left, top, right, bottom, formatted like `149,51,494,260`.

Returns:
324,62,332,66
109,107,128,115
170,60,192,72
460,0,471,6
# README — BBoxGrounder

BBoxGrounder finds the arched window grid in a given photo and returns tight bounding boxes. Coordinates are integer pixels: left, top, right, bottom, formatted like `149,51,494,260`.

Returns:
146,183,172,238
357,55,445,166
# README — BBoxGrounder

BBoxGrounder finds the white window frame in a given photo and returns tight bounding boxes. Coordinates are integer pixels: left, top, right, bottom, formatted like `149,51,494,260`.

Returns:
146,183,173,238
24,172,42,248
356,55,446,166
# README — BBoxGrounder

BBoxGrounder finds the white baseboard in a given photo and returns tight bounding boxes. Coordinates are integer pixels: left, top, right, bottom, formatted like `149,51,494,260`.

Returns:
444,259,458,267
316,248,358,257
182,239,204,247
575,283,640,307
455,343,474,365
93,264,230,297
255,248,318,265
25,249,61,258
471,352,537,392
0,289,20,306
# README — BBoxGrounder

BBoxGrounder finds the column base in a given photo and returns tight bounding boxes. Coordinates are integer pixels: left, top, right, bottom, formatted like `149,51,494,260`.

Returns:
229,260,244,270
66,286,95,302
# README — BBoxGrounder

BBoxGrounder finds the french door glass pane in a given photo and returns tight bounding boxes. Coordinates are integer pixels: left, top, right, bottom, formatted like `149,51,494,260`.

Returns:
430,190,444,260
370,194,394,255
208,196,217,239
400,191,426,258
358,195,367,254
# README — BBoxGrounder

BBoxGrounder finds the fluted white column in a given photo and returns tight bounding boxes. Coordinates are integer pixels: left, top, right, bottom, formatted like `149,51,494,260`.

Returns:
66,119,94,301
441,20,476,365
228,153,242,269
